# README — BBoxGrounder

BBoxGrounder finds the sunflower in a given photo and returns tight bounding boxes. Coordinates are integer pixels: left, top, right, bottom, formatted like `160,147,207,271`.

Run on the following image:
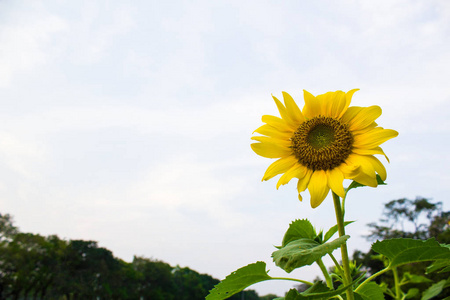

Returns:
251,89,398,208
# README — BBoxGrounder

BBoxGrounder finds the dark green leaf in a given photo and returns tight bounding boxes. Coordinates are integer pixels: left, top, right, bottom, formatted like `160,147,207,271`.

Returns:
284,289,301,300
427,259,450,273
405,288,419,299
205,262,271,300
421,279,448,300
323,221,354,242
371,238,450,268
355,282,384,300
281,219,317,247
427,244,450,273
273,236,349,273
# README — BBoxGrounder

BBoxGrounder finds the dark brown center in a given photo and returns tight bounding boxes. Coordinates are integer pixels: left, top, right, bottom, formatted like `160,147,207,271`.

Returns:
291,116,353,171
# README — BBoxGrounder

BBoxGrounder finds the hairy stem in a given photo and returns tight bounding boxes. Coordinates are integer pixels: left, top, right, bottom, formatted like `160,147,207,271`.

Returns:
393,267,402,300
333,192,354,300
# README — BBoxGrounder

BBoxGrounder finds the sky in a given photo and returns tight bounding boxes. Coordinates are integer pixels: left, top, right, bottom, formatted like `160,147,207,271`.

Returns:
1,0,449,296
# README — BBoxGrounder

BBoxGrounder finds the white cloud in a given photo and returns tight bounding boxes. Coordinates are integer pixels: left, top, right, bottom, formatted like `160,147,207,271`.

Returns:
0,131,46,179
0,2,67,87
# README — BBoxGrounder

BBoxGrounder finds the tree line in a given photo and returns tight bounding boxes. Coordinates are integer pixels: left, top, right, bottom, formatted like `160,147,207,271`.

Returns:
0,214,277,300
1,197,448,299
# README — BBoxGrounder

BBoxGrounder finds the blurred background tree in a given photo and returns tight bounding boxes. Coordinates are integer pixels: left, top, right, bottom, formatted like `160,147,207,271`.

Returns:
353,197,450,299
0,213,278,299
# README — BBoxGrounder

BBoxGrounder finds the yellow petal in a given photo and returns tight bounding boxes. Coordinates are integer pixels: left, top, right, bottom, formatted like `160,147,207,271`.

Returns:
308,170,330,208
339,163,361,180
262,156,298,181
353,128,399,149
339,89,359,118
326,168,346,198
251,136,292,148
346,154,378,187
366,155,387,181
302,90,322,118
297,169,313,202
353,172,378,187
251,142,292,158
348,106,382,132
352,146,390,163
340,106,363,124
261,115,293,132
272,95,293,124
352,122,378,135
326,91,347,119
282,91,305,125
276,164,307,188
253,124,292,140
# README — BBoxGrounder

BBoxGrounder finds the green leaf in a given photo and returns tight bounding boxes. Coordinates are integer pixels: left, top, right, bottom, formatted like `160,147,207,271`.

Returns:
281,219,317,247
427,259,450,273
371,238,450,268
323,221,354,242
400,272,433,285
345,174,385,196
284,289,301,300
283,282,351,299
273,236,350,273
421,279,448,300
427,244,450,273
205,261,271,300
405,288,419,299
355,282,384,300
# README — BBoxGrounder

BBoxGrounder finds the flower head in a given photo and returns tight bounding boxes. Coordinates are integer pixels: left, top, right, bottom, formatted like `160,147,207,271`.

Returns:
251,89,398,208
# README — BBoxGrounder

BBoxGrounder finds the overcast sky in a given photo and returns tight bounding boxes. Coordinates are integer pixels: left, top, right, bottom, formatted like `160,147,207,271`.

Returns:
1,0,449,296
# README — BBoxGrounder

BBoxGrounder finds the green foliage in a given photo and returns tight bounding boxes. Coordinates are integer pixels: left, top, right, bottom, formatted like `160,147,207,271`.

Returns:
277,282,350,299
273,236,349,273
206,262,272,300
354,197,450,299
354,282,384,300
427,258,450,273
366,197,447,242
372,238,450,268
323,221,354,243
421,278,450,300
0,212,272,300
281,219,317,247
400,272,433,285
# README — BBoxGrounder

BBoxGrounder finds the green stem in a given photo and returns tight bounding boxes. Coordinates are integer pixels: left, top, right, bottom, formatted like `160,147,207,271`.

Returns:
329,253,343,275
354,267,389,293
393,267,402,300
317,258,333,289
271,277,314,286
332,192,354,300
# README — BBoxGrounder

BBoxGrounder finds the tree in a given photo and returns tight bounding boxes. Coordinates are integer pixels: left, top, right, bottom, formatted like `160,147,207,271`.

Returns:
365,197,446,241
133,256,176,300
353,197,450,299
0,214,18,243
0,211,275,299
